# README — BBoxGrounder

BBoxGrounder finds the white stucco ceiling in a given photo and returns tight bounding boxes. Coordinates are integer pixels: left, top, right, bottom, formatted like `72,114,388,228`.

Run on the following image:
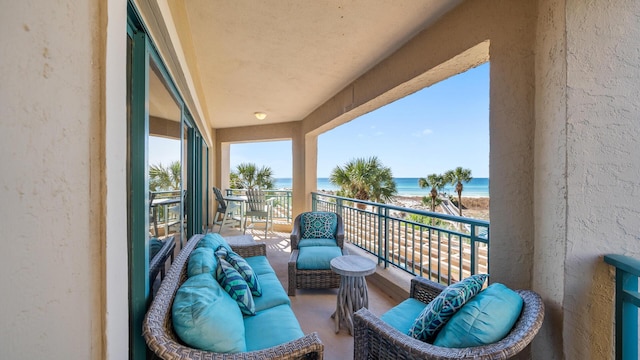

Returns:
167,1,463,129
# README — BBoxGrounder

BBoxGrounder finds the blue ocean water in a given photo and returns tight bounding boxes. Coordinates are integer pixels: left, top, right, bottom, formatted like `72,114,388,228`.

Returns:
274,177,489,197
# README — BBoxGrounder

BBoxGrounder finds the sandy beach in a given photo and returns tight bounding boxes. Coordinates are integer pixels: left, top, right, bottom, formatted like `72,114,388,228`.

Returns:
390,195,490,220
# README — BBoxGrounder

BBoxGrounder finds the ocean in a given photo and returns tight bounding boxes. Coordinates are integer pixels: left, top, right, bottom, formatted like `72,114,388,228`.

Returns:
274,177,489,197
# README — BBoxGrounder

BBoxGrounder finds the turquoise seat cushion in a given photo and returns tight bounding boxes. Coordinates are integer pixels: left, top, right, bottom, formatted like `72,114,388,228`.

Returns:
433,283,523,348
244,256,274,275
187,247,216,278
380,298,428,335
215,247,262,297
253,272,291,312
409,274,489,342
197,233,232,253
300,212,337,239
298,238,338,247
244,304,304,351
172,273,246,353
297,246,343,270
215,257,256,315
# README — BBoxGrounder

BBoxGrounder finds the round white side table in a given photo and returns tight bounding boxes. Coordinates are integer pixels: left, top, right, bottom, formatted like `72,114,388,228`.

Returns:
330,255,377,335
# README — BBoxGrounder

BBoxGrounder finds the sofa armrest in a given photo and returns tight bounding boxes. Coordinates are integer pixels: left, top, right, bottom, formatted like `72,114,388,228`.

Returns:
231,243,267,258
290,214,302,249
409,276,446,304
335,214,345,248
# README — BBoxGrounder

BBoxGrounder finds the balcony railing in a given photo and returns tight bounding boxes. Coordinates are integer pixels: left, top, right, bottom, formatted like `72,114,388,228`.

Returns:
312,192,489,286
225,189,292,222
604,254,640,360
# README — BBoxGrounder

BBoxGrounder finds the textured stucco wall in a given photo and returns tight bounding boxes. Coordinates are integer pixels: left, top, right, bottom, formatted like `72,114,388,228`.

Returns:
533,0,567,358
0,0,105,358
562,0,640,358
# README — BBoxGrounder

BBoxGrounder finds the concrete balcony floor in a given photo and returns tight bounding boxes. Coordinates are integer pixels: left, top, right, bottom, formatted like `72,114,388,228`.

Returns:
217,226,406,359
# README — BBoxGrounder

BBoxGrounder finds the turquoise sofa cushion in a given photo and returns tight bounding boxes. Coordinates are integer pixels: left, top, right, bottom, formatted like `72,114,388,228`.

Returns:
244,256,274,275
215,257,256,315
409,274,488,342
433,283,523,348
297,246,343,270
300,212,337,239
244,304,304,351
187,247,216,278
172,273,246,353
380,298,427,335
298,238,338,247
253,272,291,312
197,233,232,253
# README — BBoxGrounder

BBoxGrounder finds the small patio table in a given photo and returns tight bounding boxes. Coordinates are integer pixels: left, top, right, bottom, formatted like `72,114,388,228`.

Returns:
330,255,377,335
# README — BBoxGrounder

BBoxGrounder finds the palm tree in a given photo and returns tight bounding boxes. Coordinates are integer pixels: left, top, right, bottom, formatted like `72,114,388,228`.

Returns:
418,173,447,213
329,157,397,208
232,162,275,189
445,167,473,216
149,161,181,191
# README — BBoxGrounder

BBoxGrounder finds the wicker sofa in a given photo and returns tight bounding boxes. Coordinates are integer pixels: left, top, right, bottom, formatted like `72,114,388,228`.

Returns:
143,233,324,359
353,277,545,360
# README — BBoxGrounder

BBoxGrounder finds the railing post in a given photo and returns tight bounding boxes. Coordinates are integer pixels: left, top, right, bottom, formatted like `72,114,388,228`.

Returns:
470,225,476,275
312,192,317,212
604,254,640,360
377,205,388,268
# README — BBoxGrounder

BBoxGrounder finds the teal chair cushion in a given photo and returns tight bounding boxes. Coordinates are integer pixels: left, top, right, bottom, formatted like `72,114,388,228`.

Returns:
433,283,523,348
298,238,338,247
409,274,488,342
297,246,343,270
187,247,216,278
172,273,246,353
253,272,291,312
215,257,256,316
380,298,427,335
244,304,304,351
300,212,337,239
197,233,232,253
244,256,274,275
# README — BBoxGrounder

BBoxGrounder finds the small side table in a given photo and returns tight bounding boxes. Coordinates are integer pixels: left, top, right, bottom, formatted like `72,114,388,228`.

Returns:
330,255,377,335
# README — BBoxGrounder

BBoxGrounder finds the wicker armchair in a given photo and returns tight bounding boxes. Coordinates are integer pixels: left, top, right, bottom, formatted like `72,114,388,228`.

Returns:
143,234,324,360
353,277,545,360
288,212,346,296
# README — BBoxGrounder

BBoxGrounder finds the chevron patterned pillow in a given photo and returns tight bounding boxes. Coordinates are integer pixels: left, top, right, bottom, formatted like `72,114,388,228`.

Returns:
215,257,256,316
408,274,488,342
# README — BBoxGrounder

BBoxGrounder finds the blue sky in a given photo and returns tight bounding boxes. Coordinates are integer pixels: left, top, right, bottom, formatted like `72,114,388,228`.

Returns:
152,63,490,178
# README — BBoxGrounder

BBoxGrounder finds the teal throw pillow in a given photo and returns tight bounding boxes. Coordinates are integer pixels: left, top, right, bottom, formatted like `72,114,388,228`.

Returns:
227,251,262,296
216,257,256,316
433,283,523,348
301,212,337,239
408,274,488,342
172,273,246,353
149,238,164,261
214,246,262,297
197,233,232,253
187,247,216,278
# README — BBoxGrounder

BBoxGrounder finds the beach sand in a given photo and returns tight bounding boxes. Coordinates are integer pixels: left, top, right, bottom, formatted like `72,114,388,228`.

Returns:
390,196,490,220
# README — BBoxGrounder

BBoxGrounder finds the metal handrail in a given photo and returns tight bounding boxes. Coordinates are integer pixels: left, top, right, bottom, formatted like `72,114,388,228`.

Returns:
312,192,489,285
604,254,640,360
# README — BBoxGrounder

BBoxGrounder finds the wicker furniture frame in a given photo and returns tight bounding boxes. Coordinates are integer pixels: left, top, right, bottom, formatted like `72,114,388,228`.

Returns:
288,213,346,296
143,234,325,360
353,277,545,360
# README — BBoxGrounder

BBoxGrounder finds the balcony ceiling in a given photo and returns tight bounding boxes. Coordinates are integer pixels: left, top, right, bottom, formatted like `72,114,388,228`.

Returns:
162,1,463,129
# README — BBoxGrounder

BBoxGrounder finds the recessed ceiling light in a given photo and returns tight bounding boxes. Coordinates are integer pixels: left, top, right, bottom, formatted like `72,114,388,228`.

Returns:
254,112,267,120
